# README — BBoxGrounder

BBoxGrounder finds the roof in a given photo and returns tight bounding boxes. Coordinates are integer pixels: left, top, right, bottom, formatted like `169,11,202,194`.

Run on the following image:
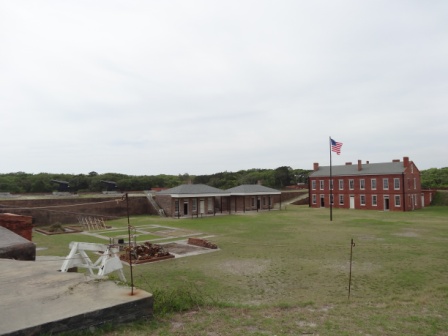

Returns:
157,184,230,197
226,184,281,195
309,162,408,177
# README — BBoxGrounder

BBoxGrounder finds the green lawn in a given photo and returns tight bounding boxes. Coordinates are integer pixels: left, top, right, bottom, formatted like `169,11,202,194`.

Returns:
35,206,448,336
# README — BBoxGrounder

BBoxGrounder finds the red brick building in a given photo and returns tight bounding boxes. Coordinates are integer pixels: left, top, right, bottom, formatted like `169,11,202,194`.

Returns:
308,157,425,211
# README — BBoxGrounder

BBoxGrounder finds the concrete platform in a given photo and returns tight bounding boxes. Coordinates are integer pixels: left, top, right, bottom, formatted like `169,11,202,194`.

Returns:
0,227,35,260
0,257,153,335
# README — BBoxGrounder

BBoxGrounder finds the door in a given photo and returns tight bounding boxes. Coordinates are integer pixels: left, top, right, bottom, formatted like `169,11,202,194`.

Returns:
384,196,390,211
349,196,355,209
320,195,325,207
183,202,188,215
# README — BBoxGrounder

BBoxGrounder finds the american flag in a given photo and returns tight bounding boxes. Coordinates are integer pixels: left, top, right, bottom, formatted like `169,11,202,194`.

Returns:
330,138,343,155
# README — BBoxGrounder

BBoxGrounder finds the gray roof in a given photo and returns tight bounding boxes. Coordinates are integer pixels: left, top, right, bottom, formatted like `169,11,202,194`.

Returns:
226,184,281,195
157,184,229,197
309,162,408,177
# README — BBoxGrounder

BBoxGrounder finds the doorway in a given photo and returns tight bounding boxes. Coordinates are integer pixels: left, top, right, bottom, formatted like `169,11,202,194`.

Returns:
349,196,355,209
384,196,390,211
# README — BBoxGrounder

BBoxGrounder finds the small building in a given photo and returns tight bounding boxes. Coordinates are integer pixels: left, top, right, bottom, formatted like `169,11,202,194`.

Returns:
155,184,230,218
225,184,281,212
308,156,424,211
154,183,282,218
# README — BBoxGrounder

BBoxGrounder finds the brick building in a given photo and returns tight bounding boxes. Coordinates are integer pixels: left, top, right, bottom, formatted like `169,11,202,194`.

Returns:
154,184,282,218
308,156,426,211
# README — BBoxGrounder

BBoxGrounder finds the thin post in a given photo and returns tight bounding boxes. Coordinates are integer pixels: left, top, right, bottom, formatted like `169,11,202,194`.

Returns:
348,238,355,300
329,136,333,221
125,193,134,295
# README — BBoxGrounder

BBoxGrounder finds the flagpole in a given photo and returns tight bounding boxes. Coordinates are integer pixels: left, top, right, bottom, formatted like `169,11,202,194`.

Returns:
329,136,333,221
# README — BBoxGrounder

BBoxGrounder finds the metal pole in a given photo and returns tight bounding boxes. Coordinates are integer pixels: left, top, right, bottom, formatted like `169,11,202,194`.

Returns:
329,136,333,221
348,238,355,300
125,193,134,295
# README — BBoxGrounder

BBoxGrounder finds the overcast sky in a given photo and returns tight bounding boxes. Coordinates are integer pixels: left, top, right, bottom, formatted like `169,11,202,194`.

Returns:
1,1,447,176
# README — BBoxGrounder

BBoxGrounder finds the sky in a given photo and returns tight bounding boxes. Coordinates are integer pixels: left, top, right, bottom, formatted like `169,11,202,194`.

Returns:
1,1,447,176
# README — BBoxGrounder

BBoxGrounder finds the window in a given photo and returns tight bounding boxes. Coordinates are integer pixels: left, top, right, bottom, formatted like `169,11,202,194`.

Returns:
339,195,344,205
263,197,266,206
329,179,334,190
360,195,366,206
320,180,324,190
339,179,344,190
312,194,316,204
371,178,377,190
208,197,213,211
330,194,334,205
372,195,377,206
175,200,179,213
311,180,316,190
251,197,255,207
360,179,365,190
349,179,354,190
394,178,400,190
394,195,401,207
192,199,197,212
414,178,417,189
383,178,389,190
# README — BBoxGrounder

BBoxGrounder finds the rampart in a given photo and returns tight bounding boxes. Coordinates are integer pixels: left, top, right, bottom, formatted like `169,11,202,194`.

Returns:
0,194,157,226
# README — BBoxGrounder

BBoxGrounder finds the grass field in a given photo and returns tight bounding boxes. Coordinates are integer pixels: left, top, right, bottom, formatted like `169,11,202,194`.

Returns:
34,205,448,336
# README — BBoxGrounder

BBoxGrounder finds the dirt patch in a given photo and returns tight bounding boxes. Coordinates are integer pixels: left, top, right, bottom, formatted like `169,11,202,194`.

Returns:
162,242,212,256
394,231,420,237
219,259,270,276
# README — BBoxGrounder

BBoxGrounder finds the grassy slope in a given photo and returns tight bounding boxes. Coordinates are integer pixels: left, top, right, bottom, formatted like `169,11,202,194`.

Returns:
35,206,448,336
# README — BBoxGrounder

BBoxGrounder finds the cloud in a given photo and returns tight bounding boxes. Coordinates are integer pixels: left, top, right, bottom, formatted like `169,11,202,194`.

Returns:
1,0,447,174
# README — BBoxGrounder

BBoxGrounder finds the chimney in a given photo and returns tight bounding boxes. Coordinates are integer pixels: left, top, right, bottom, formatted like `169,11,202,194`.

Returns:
357,160,362,171
403,156,409,167
345,162,352,165
392,159,400,163
313,162,319,171
366,160,370,164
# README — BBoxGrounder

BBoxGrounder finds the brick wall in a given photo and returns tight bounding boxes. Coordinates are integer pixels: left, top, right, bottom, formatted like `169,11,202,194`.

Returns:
0,195,157,226
0,213,33,241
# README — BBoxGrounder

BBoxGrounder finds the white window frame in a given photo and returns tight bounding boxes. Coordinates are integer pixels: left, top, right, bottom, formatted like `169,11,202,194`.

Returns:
383,178,389,190
311,180,316,190
414,178,417,189
372,195,377,206
329,194,334,205
394,178,400,190
192,199,197,212
360,195,366,206
360,179,365,190
394,195,401,207
339,179,344,190
329,179,334,190
312,194,316,204
349,179,354,190
339,195,344,205
320,180,324,190
371,178,377,190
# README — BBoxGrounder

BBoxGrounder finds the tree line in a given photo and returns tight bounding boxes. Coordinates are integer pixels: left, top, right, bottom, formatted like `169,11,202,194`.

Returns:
0,166,446,194
0,167,310,193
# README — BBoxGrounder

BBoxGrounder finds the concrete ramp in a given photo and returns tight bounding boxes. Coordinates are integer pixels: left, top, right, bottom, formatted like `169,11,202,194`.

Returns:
0,258,153,335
